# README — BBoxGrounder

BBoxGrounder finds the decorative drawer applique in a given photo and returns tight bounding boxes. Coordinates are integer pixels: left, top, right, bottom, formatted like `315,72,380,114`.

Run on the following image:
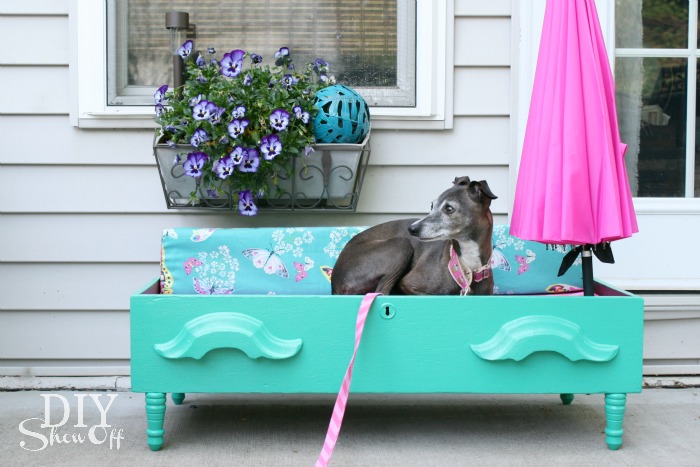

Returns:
471,315,619,362
154,312,303,360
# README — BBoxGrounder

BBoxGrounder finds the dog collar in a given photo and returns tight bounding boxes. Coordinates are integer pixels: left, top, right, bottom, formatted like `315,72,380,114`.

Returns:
448,243,492,296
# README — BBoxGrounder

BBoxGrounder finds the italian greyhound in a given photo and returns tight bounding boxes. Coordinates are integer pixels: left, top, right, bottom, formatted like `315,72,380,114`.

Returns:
331,176,497,295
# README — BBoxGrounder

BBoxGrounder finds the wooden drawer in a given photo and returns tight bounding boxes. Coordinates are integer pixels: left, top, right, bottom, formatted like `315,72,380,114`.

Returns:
131,280,643,395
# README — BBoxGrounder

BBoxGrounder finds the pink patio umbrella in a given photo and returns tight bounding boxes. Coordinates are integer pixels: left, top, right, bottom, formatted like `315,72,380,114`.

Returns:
510,0,638,295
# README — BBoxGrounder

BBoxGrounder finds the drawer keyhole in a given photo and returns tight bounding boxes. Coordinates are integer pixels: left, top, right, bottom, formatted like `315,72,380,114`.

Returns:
380,303,396,319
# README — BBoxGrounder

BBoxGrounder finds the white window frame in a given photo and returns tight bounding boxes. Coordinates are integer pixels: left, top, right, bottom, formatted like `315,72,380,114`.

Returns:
514,0,700,291
69,0,454,130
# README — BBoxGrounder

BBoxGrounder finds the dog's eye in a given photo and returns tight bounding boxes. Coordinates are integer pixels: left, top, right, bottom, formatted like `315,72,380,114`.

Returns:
430,202,434,210
443,204,455,214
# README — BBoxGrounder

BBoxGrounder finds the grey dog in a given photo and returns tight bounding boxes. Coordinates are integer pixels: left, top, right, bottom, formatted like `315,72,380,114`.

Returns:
331,176,497,295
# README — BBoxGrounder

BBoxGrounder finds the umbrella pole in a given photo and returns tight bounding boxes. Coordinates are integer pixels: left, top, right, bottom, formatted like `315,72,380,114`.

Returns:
582,245,594,296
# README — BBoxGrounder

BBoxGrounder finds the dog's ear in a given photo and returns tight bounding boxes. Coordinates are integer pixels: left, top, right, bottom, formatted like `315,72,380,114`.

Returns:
468,180,498,202
453,176,471,186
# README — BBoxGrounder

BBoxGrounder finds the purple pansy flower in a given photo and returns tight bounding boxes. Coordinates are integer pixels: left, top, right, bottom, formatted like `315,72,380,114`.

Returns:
196,55,206,68
154,84,168,104
189,93,204,107
304,146,315,158
177,40,193,59
292,105,303,119
209,107,225,124
269,108,290,131
300,111,310,124
229,146,245,165
220,49,245,78
155,104,166,116
207,47,216,55
206,189,219,198
250,53,263,64
274,47,289,58
238,148,260,173
243,74,253,86
274,47,290,67
281,74,299,89
193,100,216,121
260,134,282,160
183,152,208,178
238,190,258,216
213,156,235,179
231,106,246,118
190,128,209,148
314,58,329,73
228,118,250,139
154,85,168,104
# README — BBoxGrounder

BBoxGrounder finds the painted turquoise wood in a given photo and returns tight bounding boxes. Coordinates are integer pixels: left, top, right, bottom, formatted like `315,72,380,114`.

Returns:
154,312,303,360
171,393,185,405
470,315,620,362
145,392,166,452
130,279,643,451
605,393,627,450
560,393,575,405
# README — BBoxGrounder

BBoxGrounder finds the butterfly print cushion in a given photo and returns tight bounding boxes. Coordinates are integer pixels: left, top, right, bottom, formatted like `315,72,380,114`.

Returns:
161,227,366,295
161,225,582,296
490,224,583,295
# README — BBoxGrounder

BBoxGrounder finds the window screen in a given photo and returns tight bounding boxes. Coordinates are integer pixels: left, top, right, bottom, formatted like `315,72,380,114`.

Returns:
106,0,416,107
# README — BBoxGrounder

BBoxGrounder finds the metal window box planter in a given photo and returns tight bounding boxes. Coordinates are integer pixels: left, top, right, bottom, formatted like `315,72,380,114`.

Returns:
153,132,371,212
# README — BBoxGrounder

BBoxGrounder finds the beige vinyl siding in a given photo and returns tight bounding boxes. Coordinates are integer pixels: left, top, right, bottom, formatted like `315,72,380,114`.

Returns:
0,2,496,377
0,0,509,377
4,0,693,377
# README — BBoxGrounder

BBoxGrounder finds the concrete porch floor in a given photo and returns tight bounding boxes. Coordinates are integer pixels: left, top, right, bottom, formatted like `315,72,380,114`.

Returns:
0,383,698,466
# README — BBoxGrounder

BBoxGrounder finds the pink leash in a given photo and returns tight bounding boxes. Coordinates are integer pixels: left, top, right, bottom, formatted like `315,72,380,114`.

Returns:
315,293,381,467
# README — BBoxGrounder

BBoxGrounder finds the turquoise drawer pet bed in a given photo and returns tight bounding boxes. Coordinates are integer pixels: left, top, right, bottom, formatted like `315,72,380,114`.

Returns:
130,226,643,452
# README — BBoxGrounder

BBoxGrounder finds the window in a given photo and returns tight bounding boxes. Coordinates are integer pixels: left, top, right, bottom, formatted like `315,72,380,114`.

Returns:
107,0,415,108
615,0,699,197
72,0,452,129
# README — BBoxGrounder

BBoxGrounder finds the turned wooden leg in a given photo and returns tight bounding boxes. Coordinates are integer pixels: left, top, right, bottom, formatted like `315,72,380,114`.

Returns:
172,393,185,405
604,393,626,450
145,392,166,451
560,393,575,405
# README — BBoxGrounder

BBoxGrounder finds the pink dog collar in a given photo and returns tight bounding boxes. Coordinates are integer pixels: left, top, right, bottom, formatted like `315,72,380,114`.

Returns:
448,243,491,295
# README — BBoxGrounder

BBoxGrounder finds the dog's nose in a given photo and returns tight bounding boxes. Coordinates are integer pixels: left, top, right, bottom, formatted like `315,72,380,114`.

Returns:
408,223,420,237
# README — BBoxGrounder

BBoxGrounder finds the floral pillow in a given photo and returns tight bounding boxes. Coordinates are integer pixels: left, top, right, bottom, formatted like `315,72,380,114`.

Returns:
160,225,582,296
490,224,583,295
160,227,365,295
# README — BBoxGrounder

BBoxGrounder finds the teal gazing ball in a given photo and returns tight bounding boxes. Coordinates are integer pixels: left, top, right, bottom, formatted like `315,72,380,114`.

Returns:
313,85,370,144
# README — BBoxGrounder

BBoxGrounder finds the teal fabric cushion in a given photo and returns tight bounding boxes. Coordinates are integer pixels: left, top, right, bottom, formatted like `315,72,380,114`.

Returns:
491,224,583,295
161,225,583,295
161,227,365,295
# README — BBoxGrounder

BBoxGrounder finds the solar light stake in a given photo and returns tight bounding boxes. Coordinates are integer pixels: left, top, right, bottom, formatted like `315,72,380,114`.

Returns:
165,11,189,96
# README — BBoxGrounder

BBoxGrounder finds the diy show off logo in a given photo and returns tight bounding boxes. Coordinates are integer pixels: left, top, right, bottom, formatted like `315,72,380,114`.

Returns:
18,394,124,451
